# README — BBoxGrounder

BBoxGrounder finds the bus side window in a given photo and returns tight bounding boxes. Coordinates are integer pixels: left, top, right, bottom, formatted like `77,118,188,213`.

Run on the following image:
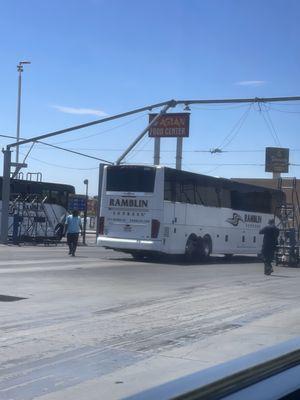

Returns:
164,180,172,201
181,181,195,204
50,190,62,206
174,181,181,202
164,178,178,203
231,190,271,213
219,188,231,208
198,186,219,207
195,183,205,205
62,191,68,208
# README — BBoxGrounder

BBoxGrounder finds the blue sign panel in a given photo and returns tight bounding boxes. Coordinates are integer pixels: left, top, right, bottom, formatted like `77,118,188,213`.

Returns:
68,196,86,211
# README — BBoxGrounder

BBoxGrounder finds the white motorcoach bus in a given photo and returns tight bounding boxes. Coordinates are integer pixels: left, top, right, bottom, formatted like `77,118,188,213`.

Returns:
97,165,284,260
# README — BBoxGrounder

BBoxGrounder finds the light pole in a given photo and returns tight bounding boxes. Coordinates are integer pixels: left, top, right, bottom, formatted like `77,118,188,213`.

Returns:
16,60,31,164
83,179,89,245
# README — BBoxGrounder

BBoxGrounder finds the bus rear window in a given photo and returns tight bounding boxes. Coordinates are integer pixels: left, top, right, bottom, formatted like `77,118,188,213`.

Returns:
106,166,156,193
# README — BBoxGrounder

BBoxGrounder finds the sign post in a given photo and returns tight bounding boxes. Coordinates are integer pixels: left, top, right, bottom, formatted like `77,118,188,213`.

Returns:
154,137,160,165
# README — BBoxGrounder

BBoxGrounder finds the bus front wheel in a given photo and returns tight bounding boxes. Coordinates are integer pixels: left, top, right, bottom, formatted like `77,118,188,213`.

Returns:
199,235,212,260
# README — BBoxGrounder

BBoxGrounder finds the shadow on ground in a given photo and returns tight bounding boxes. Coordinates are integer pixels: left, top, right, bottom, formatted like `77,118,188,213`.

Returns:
108,254,261,266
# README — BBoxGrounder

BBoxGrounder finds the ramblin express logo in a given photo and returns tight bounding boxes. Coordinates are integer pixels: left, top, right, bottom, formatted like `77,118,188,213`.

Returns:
109,198,148,208
226,213,262,226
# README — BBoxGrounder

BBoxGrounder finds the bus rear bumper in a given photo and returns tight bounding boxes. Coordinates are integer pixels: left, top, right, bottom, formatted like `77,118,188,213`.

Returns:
97,236,163,252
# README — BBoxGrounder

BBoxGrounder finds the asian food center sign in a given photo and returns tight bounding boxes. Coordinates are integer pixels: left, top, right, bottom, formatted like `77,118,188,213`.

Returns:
265,147,289,173
148,113,190,137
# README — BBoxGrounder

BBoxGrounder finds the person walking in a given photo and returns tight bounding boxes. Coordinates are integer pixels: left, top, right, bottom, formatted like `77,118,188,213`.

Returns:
65,210,82,256
259,219,279,275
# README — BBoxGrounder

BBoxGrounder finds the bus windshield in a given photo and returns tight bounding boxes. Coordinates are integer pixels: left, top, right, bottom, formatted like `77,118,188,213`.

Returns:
106,166,156,193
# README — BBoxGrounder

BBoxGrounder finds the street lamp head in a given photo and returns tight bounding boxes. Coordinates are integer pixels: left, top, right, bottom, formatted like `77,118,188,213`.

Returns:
17,61,31,72
83,179,89,185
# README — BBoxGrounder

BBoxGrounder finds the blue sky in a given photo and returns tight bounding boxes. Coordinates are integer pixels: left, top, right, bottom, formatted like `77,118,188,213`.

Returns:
1,0,300,195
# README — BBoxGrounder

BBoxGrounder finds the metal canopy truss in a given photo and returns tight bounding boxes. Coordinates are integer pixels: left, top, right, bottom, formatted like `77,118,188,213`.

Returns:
275,178,300,267
8,193,63,244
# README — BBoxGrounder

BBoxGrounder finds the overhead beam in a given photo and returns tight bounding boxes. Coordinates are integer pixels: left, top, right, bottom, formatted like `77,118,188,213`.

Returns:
6,96,300,150
177,96,300,105
7,100,173,149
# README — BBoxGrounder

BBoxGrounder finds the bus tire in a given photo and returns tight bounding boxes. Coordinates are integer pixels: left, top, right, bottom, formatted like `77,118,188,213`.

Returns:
199,235,212,260
185,234,198,261
131,252,145,261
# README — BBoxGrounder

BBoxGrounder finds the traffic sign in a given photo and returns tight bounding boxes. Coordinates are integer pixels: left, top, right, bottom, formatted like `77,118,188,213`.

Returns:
68,195,87,212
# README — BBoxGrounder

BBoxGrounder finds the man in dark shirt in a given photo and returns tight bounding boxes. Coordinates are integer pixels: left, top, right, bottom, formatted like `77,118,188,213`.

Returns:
259,219,280,275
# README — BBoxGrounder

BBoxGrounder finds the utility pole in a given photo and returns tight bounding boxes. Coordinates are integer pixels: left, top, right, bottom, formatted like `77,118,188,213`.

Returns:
83,179,89,245
16,61,31,164
1,149,12,244
96,163,105,241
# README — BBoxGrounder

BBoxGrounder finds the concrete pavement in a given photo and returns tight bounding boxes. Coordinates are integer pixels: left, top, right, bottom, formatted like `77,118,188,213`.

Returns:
0,244,300,399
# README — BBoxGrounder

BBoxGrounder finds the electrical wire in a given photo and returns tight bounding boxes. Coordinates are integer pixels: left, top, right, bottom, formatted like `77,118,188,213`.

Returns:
124,136,152,163
259,104,281,146
51,112,148,145
202,165,222,175
0,133,113,164
190,104,250,111
268,102,300,106
217,104,252,150
266,106,300,114
126,162,265,166
19,146,280,153
263,104,282,146
19,152,99,170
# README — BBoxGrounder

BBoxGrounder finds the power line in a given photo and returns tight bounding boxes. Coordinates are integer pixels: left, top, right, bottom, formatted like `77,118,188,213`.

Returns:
217,104,252,150
0,133,112,164
126,162,265,166
190,104,249,111
20,152,99,170
124,136,152,163
259,105,281,146
267,106,300,114
263,104,282,146
52,112,148,145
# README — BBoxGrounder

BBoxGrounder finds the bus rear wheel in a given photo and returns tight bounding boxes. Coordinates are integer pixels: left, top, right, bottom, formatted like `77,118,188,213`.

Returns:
185,235,198,261
131,252,146,261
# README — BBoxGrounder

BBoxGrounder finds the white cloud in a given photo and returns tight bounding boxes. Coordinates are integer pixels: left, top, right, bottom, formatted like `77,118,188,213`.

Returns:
52,105,108,117
235,80,267,87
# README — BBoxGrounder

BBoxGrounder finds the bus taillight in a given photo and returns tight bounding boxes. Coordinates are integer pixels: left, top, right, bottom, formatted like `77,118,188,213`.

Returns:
151,219,160,238
99,216,105,235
